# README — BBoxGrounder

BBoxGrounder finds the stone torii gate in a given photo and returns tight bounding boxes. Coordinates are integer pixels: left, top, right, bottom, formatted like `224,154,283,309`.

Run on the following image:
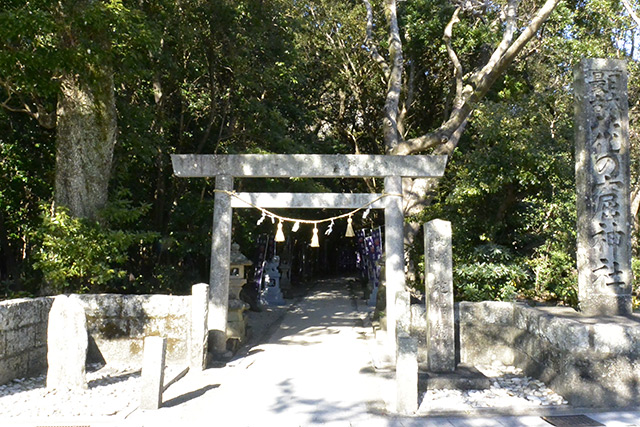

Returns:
171,154,446,354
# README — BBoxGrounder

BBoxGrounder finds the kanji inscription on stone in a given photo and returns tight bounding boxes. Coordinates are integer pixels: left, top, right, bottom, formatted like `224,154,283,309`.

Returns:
575,58,633,316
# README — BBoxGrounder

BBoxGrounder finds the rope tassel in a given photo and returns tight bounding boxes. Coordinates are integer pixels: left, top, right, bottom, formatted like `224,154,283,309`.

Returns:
345,216,355,237
310,225,320,247
275,220,285,242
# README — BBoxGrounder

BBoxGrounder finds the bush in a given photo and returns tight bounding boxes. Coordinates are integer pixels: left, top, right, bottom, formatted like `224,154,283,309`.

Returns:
453,244,529,301
30,203,157,294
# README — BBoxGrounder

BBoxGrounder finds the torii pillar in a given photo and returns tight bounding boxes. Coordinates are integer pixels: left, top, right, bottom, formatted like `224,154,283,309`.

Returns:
171,154,446,354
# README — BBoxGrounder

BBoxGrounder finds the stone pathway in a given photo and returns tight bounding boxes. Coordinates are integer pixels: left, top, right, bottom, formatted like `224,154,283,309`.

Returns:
1,276,639,426
131,277,389,426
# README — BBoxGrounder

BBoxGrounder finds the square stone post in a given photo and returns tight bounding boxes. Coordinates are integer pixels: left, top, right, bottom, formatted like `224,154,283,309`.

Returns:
575,58,633,316
210,175,233,353
424,219,455,372
140,336,167,410
190,283,209,371
384,176,404,355
396,332,418,415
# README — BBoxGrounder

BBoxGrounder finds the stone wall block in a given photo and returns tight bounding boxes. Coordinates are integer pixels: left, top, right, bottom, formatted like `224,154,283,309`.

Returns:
28,346,47,373
0,331,6,356
127,317,145,336
37,297,54,323
0,305,6,328
544,319,590,353
5,326,36,355
144,317,168,336
80,294,123,318
121,296,145,318
0,356,25,384
591,323,636,355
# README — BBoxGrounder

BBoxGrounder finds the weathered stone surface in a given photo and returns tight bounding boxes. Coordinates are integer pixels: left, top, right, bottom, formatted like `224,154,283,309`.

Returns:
385,176,404,355
140,336,166,410
209,174,232,354
78,294,189,366
419,364,490,391
46,295,88,391
575,58,633,316
459,301,640,407
231,192,389,209
395,290,411,337
424,219,455,373
171,154,447,178
190,283,209,371
396,333,418,415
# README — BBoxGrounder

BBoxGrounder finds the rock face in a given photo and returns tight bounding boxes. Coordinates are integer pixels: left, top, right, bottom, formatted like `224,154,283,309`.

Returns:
574,58,633,316
46,295,88,391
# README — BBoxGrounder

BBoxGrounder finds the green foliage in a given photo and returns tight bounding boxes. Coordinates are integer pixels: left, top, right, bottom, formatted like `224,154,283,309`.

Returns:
30,202,158,295
454,244,527,301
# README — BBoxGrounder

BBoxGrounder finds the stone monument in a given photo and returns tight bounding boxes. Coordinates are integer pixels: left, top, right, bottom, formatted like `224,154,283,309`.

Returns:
575,58,633,316
46,295,88,391
424,219,455,372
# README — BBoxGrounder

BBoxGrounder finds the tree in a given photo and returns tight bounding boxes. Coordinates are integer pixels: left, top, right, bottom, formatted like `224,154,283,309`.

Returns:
0,1,147,220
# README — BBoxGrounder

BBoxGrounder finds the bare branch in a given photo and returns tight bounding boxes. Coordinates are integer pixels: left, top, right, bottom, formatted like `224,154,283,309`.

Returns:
444,7,464,105
392,0,560,155
383,0,404,151
622,0,640,28
363,0,391,79
1,80,56,129
469,0,518,89
398,59,415,138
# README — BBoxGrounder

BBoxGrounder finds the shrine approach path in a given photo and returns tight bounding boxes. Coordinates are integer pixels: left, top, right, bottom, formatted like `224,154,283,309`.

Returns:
135,276,393,427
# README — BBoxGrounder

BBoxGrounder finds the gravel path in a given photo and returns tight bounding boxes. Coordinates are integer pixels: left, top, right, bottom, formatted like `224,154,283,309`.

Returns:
0,278,569,423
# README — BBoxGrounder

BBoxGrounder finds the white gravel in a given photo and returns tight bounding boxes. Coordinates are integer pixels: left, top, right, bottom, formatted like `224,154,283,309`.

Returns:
0,364,141,418
418,362,569,413
0,360,569,419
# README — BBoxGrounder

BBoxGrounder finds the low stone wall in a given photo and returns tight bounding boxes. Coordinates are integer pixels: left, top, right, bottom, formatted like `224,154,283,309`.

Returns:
78,294,190,366
0,297,54,384
458,301,640,408
0,293,191,385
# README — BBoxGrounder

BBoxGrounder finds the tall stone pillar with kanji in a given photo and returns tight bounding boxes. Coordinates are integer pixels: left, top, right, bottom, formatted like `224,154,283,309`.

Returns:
575,58,633,316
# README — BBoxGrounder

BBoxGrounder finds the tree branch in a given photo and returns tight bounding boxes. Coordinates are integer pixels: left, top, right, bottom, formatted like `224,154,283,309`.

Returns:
1,80,56,129
444,7,464,105
392,0,560,155
622,0,640,28
383,0,404,152
363,0,391,80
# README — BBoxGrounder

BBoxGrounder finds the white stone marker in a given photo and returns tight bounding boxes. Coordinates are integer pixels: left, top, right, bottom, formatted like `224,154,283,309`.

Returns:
396,332,418,415
395,290,418,415
140,336,167,410
190,283,209,371
46,294,88,391
424,219,455,373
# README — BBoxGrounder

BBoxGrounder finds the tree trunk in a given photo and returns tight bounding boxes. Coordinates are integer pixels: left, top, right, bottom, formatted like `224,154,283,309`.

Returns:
54,71,117,220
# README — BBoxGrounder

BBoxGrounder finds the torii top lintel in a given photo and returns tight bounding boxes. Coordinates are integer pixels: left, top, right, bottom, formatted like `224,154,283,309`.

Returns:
171,154,447,178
